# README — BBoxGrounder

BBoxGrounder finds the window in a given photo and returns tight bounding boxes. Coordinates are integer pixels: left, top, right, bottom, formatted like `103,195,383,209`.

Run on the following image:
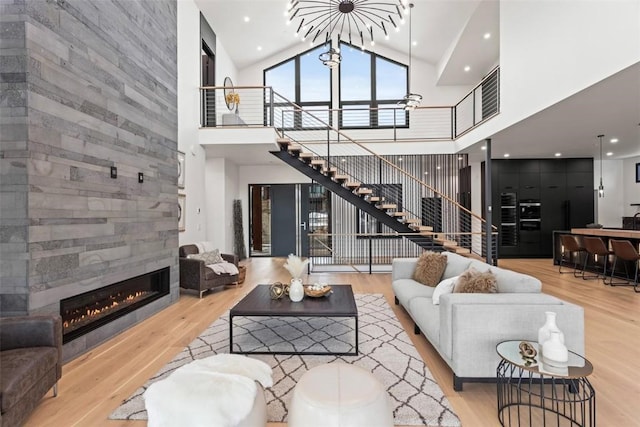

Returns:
339,43,408,128
264,45,331,129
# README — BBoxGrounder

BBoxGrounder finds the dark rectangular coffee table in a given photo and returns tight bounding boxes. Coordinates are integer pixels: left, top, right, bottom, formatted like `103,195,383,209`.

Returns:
229,284,358,355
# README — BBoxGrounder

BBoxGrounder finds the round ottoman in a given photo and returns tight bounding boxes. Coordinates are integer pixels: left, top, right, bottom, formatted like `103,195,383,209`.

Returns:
288,363,394,427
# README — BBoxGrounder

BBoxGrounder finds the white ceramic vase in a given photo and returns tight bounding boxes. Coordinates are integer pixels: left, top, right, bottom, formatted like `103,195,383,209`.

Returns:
542,331,569,365
289,278,304,302
538,311,564,348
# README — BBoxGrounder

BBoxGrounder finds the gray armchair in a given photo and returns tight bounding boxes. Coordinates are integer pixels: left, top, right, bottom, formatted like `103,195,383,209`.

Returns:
0,315,62,427
179,245,239,298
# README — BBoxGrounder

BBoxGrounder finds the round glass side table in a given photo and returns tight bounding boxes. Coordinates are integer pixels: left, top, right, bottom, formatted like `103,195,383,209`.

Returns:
496,340,595,427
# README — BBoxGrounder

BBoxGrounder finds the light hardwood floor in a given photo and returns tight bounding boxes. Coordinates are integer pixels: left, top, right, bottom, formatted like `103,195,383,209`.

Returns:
25,257,640,426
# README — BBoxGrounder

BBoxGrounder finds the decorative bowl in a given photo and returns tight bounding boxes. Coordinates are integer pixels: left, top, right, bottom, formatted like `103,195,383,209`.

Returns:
304,285,332,298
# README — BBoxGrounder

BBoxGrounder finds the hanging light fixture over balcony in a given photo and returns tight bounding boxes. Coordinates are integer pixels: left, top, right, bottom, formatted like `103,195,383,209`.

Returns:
286,0,408,49
398,3,422,111
317,0,342,68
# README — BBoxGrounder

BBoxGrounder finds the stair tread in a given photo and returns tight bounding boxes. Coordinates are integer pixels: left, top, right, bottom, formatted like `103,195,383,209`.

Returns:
288,145,302,152
377,204,397,209
334,174,349,181
391,211,407,217
357,188,373,194
410,225,433,231
369,196,384,202
403,218,421,223
345,181,361,188
277,138,292,148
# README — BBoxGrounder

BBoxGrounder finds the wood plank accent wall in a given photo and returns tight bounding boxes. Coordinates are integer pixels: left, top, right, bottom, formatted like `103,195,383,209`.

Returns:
0,0,179,357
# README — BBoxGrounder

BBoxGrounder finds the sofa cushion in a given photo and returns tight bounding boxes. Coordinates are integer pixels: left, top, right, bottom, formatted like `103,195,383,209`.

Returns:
453,269,497,294
392,279,435,308
413,252,447,286
188,249,225,265
0,347,58,412
492,268,542,293
441,252,472,279
432,275,460,305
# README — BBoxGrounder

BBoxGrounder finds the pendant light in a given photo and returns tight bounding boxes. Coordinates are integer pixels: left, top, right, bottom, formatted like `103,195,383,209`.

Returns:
399,3,422,110
318,0,341,68
597,134,605,197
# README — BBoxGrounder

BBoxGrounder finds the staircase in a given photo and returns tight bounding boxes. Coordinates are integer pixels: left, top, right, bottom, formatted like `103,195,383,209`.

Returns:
272,138,475,254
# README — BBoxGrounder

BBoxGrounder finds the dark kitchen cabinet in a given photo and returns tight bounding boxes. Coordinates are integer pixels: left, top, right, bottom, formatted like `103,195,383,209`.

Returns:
566,171,594,228
486,158,594,258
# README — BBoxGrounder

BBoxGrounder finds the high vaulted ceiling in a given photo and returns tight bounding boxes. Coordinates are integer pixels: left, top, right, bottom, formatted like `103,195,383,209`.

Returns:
196,0,639,162
196,0,500,85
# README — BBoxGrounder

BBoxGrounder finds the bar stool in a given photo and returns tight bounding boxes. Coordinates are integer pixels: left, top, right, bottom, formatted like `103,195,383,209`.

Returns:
581,236,613,282
609,239,640,292
559,234,586,277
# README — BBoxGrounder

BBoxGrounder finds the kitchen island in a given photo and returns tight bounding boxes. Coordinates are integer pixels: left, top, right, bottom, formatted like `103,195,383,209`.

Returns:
553,228,640,280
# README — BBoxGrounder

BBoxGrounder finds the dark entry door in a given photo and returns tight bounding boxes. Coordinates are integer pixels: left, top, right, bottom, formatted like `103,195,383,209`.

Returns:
270,184,310,257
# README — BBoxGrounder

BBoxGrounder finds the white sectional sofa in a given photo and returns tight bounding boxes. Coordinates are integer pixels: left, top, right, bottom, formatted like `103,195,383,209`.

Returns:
392,252,585,391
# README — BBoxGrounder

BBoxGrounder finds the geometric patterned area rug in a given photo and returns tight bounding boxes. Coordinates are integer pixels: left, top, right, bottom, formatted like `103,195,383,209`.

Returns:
110,293,461,426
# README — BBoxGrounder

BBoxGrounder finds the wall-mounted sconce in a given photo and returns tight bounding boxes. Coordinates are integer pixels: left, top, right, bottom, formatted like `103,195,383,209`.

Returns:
110,166,117,179
138,172,144,183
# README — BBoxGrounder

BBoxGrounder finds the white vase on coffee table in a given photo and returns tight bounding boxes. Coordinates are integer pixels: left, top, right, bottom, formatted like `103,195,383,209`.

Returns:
289,278,304,302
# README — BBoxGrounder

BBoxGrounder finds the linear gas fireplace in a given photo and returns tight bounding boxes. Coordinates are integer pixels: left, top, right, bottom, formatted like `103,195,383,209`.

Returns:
60,267,170,343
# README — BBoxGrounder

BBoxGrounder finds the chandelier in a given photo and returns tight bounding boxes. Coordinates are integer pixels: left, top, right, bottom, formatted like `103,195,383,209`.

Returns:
286,0,408,48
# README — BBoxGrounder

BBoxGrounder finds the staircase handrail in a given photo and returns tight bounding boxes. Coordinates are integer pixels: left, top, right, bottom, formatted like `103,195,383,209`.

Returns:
276,100,496,232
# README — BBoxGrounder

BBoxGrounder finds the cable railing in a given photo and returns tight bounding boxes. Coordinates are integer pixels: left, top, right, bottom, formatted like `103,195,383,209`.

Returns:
198,68,500,263
200,66,500,141
277,105,498,262
308,231,496,273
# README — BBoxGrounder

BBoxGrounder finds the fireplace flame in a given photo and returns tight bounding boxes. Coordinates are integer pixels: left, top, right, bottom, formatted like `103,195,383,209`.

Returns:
62,291,152,331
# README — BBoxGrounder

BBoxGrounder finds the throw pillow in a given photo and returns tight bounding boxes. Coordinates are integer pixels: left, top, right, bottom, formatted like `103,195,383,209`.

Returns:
453,268,497,293
413,251,447,287
432,275,460,305
187,249,225,265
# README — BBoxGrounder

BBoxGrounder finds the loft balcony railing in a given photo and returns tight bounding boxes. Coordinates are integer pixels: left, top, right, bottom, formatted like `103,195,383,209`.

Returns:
200,66,499,141
199,68,500,264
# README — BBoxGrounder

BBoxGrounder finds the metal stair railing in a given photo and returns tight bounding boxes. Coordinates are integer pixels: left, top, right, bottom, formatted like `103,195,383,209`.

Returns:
274,100,498,261
198,84,499,261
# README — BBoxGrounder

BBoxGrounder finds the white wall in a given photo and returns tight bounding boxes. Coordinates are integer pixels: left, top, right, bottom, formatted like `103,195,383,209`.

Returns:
595,159,624,227
177,0,208,244
623,156,640,217
594,157,640,227
455,0,640,151
203,157,239,252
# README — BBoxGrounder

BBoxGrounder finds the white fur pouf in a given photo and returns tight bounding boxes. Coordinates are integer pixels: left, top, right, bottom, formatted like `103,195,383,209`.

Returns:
144,354,272,427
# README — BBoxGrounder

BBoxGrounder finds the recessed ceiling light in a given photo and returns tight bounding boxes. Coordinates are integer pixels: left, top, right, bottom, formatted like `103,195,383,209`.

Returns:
483,32,491,39
412,41,417,46
503,153,510,158
436,166,441,170
606,152,613,156
243,16,250,22
610,138,618,143
341,158,346,162
464,65,471,72
555,152,562,157
257,46,262,51
481,146,486,150
398,158,403,162
458,156,464,160
424,171,429,175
